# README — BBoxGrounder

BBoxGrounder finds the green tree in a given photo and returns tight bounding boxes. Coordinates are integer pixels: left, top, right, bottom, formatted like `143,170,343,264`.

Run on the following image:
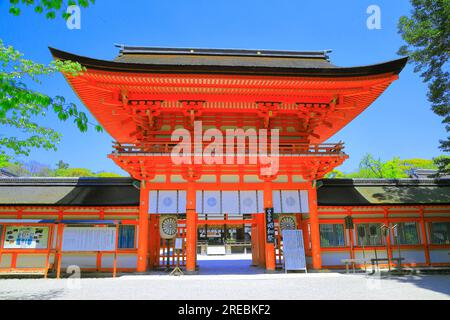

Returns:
1,1,100,167
2,161,30,176
9,0,95,20
56,160,70,170
324,170,346,179
398,158,438,171
54,167,95,177
398,0,450,171
95,172,124,178
433,155,450,175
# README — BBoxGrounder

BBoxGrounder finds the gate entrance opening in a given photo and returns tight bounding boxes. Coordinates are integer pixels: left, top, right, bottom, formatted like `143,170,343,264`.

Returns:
197,217,252,256
196,216,260,274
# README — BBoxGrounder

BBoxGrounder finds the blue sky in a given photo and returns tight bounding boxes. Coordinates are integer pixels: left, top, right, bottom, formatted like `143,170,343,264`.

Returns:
0,0,446,175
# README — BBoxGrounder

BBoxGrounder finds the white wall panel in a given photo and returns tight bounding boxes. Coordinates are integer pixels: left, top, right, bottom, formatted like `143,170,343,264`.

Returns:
61,254,97,268
429,249,450,263
321,251,351,266
391,249,426,264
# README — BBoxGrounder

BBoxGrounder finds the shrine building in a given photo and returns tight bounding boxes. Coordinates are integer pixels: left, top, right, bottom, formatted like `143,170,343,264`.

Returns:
0,45,449,276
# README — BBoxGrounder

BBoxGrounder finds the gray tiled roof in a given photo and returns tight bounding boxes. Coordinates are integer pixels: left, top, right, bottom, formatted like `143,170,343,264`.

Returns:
0,177,449,206
114,45,336,69
49,47,408,77
0,177,139,206
318,179,450,205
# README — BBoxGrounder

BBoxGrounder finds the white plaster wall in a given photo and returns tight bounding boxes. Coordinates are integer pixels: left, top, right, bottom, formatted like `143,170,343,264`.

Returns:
61,254,97,268
101,253,137,268
354,249,388,260
16,254,47,268
429,249,450,263
391,249,426,264
321,251,351,266
0,253,12,268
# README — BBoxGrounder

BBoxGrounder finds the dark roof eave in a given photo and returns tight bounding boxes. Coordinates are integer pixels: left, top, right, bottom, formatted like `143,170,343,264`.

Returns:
318,202,450,207
318,178,450,187
49,47,408,77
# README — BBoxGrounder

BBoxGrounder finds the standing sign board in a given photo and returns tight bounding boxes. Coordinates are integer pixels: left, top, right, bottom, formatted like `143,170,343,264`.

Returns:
265,208,275,243
282,229,307,273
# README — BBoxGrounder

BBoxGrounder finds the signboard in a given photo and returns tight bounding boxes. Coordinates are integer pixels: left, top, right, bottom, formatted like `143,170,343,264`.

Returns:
265,207,275,243
282,229,307,273
3,226,49,249
62,227,116,252
344,216,354,229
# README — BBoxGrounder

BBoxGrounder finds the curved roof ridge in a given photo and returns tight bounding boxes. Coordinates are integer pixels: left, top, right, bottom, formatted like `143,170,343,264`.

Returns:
114,44,332,60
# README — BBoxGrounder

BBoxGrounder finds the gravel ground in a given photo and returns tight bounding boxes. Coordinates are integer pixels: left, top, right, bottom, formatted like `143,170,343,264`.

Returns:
0,272,449,300
1,257,449,300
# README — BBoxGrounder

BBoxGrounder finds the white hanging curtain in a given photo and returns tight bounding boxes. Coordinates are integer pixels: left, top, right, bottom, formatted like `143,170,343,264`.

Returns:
240,191,258,214
221,191,240,214
281,190,301,213
203,191,221,214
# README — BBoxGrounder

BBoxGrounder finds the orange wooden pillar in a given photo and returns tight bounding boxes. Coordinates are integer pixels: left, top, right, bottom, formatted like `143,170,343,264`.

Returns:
308,184,322,270
55,223,65,279
419,207,431,266
148,214,157,270
137,181,149,272
186,181,197,273
263,180,276,272
251,215,259,266
257,214,266,267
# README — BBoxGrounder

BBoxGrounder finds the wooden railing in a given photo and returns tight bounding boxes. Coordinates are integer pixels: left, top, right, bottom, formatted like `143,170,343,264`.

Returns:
112,140,345,155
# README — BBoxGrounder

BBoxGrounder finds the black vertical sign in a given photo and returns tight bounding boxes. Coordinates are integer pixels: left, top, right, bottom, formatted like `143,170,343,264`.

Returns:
265,207,275,243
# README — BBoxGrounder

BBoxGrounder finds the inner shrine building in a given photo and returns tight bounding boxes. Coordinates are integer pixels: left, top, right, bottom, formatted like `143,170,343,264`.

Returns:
0,45,449,275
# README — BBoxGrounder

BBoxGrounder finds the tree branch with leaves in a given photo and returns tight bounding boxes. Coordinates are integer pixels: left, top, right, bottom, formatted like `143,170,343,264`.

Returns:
398,0,450,173
0,40,102,167
9,0,95,20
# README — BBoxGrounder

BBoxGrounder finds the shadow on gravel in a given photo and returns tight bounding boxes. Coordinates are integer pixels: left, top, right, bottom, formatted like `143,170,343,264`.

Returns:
365,272,450,297
1,289,65,300
389,274,450,297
